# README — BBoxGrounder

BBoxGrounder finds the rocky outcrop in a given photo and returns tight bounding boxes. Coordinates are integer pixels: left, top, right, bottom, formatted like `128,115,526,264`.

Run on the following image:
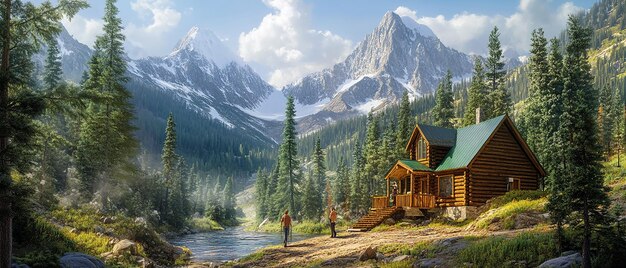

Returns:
359,246,378,261
538,252,582,268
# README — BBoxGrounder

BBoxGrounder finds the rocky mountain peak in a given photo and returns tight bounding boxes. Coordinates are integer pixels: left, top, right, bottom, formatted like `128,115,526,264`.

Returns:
168,26,242,67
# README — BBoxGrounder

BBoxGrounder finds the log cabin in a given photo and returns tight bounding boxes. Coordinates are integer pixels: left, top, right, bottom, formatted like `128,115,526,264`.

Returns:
350,115,545,231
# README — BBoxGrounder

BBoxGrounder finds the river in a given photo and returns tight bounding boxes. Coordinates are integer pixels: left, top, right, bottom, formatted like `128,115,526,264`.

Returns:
169,226,317,262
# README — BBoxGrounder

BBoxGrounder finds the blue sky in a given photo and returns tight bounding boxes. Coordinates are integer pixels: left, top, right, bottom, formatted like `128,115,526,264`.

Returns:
50,0,597,86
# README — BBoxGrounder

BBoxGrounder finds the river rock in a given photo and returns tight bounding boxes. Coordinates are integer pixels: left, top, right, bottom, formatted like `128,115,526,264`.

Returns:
538,253,582,268
375,252,385,261
392,255,411,262
359,246,377,261
413,257,444,268
59,252,105,268
112,239,137,255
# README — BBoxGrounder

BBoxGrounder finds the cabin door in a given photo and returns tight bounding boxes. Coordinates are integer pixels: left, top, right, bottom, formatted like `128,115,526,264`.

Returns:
418,176,430,195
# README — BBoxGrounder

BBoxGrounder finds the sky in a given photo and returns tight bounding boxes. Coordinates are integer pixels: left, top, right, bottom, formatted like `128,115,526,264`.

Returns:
43,0,598,87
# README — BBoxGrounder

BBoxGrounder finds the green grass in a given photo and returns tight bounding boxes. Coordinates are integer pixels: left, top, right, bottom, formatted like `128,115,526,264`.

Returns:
456,231,558,267
604,152,626,184
474,198,547,230
191,217,224,232
378,241,439,258
488,190,547,209
250,219,350,235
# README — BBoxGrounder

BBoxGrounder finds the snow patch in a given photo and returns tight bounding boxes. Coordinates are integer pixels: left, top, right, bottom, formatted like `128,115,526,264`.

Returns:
209,107,233,128
169,26,243,68
397,15,436,38
239,89,286,120
57,38,73,56
335,74,374,97
355,98,385,114
295,98,330,119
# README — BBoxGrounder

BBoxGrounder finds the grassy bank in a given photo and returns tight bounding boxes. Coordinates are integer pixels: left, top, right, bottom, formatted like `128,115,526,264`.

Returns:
247,219,351,235
190,217,225,232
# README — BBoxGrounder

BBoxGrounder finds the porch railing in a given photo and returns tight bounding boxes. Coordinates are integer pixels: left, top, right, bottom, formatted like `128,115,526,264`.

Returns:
396,194,411,207
413,193,436,208
372,196,388,209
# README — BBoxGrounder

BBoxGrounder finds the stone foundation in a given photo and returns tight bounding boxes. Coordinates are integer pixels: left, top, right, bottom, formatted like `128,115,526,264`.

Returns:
442,206,479,221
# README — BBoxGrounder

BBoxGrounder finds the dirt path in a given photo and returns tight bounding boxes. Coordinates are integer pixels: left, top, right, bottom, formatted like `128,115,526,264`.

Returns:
232,226,532,268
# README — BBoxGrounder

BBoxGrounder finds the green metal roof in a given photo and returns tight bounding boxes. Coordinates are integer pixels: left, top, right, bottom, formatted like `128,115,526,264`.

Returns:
418,124,456,147
434,115,505,171
399,159,432,171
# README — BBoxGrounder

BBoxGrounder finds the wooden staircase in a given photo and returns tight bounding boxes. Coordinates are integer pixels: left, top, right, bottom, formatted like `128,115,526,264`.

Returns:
348,207,401,232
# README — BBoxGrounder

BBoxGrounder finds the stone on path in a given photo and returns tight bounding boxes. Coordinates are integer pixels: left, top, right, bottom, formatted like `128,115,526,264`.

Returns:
358,246,377,261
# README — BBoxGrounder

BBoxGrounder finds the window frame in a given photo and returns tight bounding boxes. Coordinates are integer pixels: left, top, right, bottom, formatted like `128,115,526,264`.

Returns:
438,175,454,198
507,177,521,191
417,137,427,160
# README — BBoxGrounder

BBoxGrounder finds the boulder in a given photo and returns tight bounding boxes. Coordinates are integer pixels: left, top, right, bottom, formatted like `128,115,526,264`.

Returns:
11,262,30,268
59,253,105,268
112,239,137,255
358,246,377,261
514,213,541,229
384,218,396,225
538,253,582,268
102,217,114,224
375,252,385,261
94,225,105,233
391,255,411,262
138,257,156,268
413,258,444,268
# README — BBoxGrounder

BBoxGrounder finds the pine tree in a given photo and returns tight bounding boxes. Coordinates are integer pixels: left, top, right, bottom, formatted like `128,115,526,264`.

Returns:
485,26,507,119
43,37,63,91
265,162,280,219
559,16,610,267
433,70,454,128
312,137,326,218
255,169,269,221
161,113,177,215
301,170,318,221
276,96,301,219
350,139,368,216
333,157,350,207
364,112,381,196
222,176,236,223
396,91,412,157
463,57,488,126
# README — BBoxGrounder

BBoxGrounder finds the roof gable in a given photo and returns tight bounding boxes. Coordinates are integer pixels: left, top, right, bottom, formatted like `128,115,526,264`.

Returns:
405,124,456,150
435,115,505,171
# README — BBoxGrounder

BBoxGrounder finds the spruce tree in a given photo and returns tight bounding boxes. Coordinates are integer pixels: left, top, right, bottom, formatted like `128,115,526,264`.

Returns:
396,91,412,157
161,113,177,214
559,17,610,267
433,70,454,128
485,26,507,119
463,57,487,126
276,96,301,219
333,157,350,207
222,176,236,223
350,139,368,216
255,169,269,221
524,28,549,170
364,112,381,196
43,37,63,91
301,170,318,221
312,137,326,218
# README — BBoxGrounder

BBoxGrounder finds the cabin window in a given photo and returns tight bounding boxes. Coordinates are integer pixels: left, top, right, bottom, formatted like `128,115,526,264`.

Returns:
507,178,521,191
417,137,427,160
438,175,453,197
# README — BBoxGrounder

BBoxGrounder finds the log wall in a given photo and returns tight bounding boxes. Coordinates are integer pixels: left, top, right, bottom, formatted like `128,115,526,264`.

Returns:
468,123,540,206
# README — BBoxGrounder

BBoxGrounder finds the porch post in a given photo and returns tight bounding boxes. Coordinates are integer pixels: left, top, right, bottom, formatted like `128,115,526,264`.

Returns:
386,178,390,198
410,173,414,207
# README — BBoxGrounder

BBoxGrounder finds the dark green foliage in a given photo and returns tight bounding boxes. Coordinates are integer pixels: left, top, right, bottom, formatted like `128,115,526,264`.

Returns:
349,140,368,216
275,96,301,219
364,112,381,196
221,176,237,225
396,91,411,157
312,137,326,218
300,170,319,221
433,70,454,128
485,26,510,118
255,169,269,222
333,157,350,208
463,57,488,126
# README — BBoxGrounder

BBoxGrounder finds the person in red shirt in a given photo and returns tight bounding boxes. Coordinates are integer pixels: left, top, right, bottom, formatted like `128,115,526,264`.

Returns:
329,207,337,238
280,210,292,247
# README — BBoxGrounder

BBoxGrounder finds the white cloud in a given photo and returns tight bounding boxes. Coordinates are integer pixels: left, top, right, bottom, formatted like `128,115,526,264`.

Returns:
239,0,353,87
411,0,583,55
394,6,418,21
61,14,103,47
125,0,182,58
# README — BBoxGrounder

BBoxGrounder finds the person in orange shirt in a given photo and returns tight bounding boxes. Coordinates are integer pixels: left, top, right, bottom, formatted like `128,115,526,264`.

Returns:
280,210,292,247
329,207,337,238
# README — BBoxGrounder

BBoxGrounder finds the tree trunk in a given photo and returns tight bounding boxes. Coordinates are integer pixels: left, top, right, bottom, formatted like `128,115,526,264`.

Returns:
0,0,12,267
582,199,591,268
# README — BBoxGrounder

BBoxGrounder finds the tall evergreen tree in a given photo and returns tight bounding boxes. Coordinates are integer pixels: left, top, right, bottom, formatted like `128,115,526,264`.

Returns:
333,157,350,207
43,37,63,91
350,139,368,216
363,112,381,196
222,176,236,223
160,113,177,214
485,26,507,118
433,70,454,128
312,137,326,216
463,57,488,126
255,169,269,221
396,91,412,157
276,96,301,219
558,17,610,267
301,170,318,220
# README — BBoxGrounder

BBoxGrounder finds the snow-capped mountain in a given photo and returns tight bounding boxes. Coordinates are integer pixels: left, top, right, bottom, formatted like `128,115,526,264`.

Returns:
283,11,475,132
34,27,93,83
